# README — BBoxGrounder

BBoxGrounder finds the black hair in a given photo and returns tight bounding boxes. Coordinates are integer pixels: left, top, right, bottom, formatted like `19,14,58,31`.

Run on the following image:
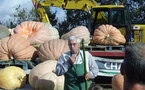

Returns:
124,43,145,84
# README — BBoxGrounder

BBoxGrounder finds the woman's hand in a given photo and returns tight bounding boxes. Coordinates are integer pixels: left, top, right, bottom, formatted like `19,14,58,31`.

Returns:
85,72,92,80
69,54,77,63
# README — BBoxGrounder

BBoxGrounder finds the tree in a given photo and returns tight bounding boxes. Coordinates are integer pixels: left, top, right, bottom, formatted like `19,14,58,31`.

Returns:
44,7,57,27
55,9,92,36
126,0,145,22
8,5,39,28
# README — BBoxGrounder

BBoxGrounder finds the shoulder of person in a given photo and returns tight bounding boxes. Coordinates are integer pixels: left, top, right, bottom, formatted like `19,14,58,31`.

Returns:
80,50,91,55
61,51,71,56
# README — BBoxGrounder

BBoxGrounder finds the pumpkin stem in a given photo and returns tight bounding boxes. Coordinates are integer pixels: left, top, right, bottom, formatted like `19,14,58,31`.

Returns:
8,54,14,60
17,76,23,82
104,34,119,44
105,34,110,38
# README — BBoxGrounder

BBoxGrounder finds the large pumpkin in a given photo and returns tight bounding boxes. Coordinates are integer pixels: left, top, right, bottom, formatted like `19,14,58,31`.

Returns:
0,66,26,89
93,24,126,45
38,39,70,61
0,34,37,60
112,74,124,90
14,21,59,45
0,25,11,39
29,60,64,90
47,24,60,39
61,26,90,46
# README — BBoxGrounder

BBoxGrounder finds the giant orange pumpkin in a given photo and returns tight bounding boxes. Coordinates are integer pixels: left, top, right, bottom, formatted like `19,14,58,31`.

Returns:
61,26,90,46
14,21,59,45
38,39,70,61
0,34,37,60
29,60,64,90
93,24,126,45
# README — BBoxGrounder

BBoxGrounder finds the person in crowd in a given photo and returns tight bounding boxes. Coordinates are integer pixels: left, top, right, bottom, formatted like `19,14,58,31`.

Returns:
112,74,124,90
89,82,103,90
121,43,145,90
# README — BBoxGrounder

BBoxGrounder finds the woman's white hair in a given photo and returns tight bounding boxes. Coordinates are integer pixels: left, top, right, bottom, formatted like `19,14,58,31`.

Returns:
68,36,82,43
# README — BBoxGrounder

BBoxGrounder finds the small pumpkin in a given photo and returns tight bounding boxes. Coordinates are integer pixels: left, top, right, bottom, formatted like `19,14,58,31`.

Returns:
112,74,124,90
29,60,64,90
93,24,126,45
0,66,26,89
0,25,11,39
61,26,90,46
38,39,70,61
0,34,37,60
14,21,59,45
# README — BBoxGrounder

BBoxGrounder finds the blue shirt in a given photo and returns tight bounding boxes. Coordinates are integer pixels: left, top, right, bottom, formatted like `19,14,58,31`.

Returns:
55,50,99,79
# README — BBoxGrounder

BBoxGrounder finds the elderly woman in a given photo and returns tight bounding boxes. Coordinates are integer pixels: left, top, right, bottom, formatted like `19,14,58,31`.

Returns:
55,35,99,90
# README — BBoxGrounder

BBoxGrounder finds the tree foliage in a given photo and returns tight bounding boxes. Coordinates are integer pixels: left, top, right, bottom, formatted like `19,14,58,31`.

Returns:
8,5,39,28
57,10,92,36
127,0,145,22
4,0,145,31
44,7,57,27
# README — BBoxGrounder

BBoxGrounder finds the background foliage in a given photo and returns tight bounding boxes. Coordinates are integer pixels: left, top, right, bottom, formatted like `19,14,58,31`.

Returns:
0,0,145,36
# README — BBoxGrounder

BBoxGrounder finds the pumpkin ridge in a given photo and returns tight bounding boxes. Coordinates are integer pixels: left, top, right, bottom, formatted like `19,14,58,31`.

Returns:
94,29,105,36
7,35,20,54
0,41,7,55
112,35,126,44
56,40,66,59
14,46,36,60
7,35,30,59
13,50,29,59
2,38,10,59
62,40,68,53
1,38,9,54
48,41,55,59
107,36,119,43
38,51,47,60
39,42,49,58
14,44,30,55
38,49,47,60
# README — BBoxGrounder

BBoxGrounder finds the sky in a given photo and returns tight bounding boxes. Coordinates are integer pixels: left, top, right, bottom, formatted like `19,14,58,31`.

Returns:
0,0,34,22
0,0,66,24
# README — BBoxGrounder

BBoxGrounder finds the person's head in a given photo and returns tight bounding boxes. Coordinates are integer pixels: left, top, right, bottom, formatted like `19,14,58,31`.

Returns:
68,36,82,54
89,82,103,90
121,43,145,85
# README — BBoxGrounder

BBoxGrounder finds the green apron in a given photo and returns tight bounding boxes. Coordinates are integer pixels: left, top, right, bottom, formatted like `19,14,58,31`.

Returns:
64,55,91,90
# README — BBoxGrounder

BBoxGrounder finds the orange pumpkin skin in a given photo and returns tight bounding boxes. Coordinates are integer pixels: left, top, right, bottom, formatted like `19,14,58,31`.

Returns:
93,24,126,45
38,39,70,61
0,34,37,60
112,74,124,90
0,38,9,60
14,21,59,45
61,26,90,46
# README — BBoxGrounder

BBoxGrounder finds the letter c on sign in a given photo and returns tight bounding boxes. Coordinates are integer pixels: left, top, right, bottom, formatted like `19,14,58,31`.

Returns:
104,62,110,69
